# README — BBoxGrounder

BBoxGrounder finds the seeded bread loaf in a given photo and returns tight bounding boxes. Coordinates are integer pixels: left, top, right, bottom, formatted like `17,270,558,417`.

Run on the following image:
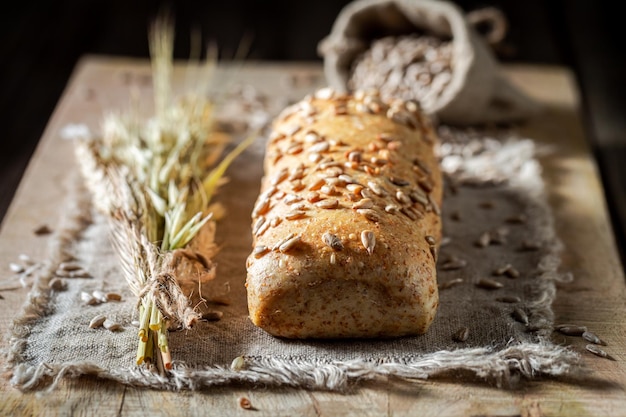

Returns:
245,87,442,338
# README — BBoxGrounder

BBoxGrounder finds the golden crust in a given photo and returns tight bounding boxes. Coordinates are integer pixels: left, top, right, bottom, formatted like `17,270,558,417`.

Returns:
246,88,442,338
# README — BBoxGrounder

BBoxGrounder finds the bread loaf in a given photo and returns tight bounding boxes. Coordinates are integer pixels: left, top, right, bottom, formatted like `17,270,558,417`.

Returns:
245,87,442,338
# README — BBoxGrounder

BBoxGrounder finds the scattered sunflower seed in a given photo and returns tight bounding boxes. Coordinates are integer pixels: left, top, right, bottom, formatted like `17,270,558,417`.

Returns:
18,254,34,264
440,257,467,271
49,278,66,291
89,314,107,329
505,214,527,224
34,225,52,235
520,239,541,251
106,292,122,302
452,327,470,342
555,325,587,336
476,278,503,290
438,278,463,290
59,262,82,271
92,290,108,303
239,397,253,410
475,232,491,248
511,307,529,325
103,319,121,331
81,291,98,305
202,310,224,321
495,295,521,303
585,344,615,360
582,331,607,346
231,356,245,371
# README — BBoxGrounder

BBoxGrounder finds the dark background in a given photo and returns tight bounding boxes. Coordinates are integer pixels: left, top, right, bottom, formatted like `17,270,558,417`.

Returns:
1,1,624,264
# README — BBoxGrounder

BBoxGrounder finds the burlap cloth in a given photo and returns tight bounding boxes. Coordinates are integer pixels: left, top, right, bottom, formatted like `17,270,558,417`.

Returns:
5,120,579,392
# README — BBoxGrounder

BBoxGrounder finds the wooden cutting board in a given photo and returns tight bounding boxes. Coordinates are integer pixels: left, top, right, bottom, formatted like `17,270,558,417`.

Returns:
0,55,624,416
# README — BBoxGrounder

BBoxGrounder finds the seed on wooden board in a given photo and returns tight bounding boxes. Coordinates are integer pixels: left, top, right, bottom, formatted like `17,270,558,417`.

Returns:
9,263,24,273
582,331,607,346
322,232,344,251
361,230,376,255
330,252,337,265
279,235,301,253
555,325,588,336
476,278,503,290
49,278,66,291
452,327,470,342
103,319,121,331
496,295,521,303
89,314,107,329
512,308,529,325
438,278,463,290
585,344,615,360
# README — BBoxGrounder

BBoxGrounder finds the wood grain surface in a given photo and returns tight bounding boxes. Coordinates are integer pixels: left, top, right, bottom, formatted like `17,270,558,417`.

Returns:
0,56,624,416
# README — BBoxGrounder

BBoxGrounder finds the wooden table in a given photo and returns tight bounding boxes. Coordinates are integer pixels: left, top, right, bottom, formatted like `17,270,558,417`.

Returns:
1,56,624,416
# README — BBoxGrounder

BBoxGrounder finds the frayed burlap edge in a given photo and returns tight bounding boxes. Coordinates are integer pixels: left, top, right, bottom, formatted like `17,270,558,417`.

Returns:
4,140,584,393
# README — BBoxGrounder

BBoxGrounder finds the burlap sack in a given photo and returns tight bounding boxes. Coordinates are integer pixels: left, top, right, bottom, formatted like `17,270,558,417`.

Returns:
318,0,540,125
